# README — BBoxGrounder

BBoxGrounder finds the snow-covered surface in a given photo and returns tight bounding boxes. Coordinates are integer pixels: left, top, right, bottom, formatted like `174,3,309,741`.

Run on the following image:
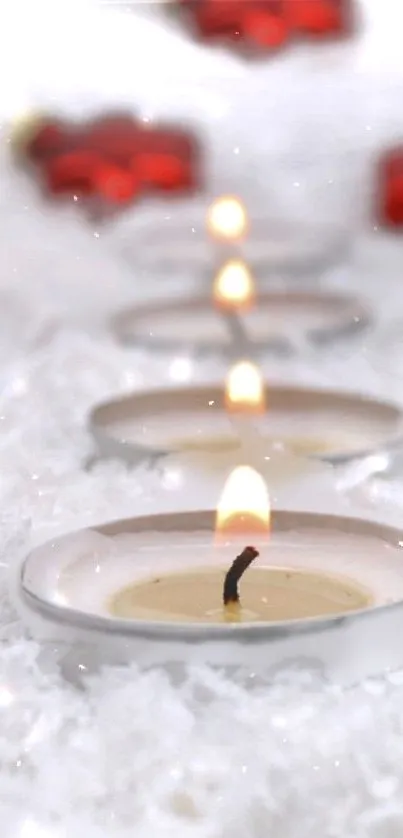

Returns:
0,0,403,835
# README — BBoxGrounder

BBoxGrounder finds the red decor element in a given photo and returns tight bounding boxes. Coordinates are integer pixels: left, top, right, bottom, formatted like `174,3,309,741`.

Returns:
45,151,102,196
136,126,199,193
25,121,72,163
82,115,143,166
95,163,140,204
19,112,201,213
138,153,192,191
378,148,403,229
191,1,244,39
179,0,290,51
287,0,351,38
174,0,353,53
243,5,289,48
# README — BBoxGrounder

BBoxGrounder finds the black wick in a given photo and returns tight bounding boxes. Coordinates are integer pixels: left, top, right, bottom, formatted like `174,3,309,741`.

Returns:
223,546,259,606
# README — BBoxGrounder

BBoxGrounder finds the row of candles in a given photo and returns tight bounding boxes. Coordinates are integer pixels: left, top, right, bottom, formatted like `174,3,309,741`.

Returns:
13,110,388,626
18,189,390,638
204,195,272,618
107,195,376,627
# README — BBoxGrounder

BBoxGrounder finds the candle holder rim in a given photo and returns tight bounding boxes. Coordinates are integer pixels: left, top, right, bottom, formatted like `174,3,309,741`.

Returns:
110,290,371,358
89,380,402,467
20,507,403,643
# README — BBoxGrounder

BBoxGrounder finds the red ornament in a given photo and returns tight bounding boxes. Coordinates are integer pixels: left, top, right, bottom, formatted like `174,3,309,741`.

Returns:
83,114,142,166
192,1,244,39
286,0,351,38
25,121,72,163
243,4,289,48
134,125,200,192
137,153,192,192
378,149,403,228
137,126,194,158
44,150,103,197
174,0,353,52
18,111,202,213
178,0,290,51
95,163,139,203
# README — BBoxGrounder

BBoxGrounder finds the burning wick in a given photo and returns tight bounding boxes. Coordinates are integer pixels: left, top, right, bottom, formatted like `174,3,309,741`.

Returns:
216,466,270,621
212,259,254,358
223,545,259,607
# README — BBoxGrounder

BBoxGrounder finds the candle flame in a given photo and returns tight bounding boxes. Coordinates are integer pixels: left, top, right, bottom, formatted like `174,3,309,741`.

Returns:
225,361,266,414
215,465,270,543
206,196,247,241
213,260,255,312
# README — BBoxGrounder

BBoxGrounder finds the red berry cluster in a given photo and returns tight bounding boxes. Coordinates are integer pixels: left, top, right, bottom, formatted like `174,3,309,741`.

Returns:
377,148,403,229
20,113,201,211
175,0,352,54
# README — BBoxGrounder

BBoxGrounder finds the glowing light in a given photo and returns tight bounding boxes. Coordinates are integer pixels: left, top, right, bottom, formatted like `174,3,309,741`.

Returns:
213,260,255,312
206,196,247,241
225,361,266,414
215,465,270,542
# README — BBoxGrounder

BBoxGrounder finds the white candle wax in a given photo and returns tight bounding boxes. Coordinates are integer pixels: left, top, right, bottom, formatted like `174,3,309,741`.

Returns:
109,565,371,624
19,511,403,682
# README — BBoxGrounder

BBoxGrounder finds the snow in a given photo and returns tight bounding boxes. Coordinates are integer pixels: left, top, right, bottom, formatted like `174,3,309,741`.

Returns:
0,0,402,835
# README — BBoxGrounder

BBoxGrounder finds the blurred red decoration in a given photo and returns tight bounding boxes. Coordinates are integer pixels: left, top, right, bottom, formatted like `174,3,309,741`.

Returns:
17,112,201,213
377,148,403,229
186,0,245,39
45,151,104,197
25,121,69,162
177,0,290,52
286,0,351,37
173,0,353,54
242,3,289,49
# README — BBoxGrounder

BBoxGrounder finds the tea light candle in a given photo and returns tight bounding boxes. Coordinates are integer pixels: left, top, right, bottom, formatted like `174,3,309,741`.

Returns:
24,467,380,629
18,471,403,682
90,382,400,468
110,468,371,626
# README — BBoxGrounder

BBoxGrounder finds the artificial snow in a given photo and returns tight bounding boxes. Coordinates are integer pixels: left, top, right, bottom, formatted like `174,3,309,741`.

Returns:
0,0,403,835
